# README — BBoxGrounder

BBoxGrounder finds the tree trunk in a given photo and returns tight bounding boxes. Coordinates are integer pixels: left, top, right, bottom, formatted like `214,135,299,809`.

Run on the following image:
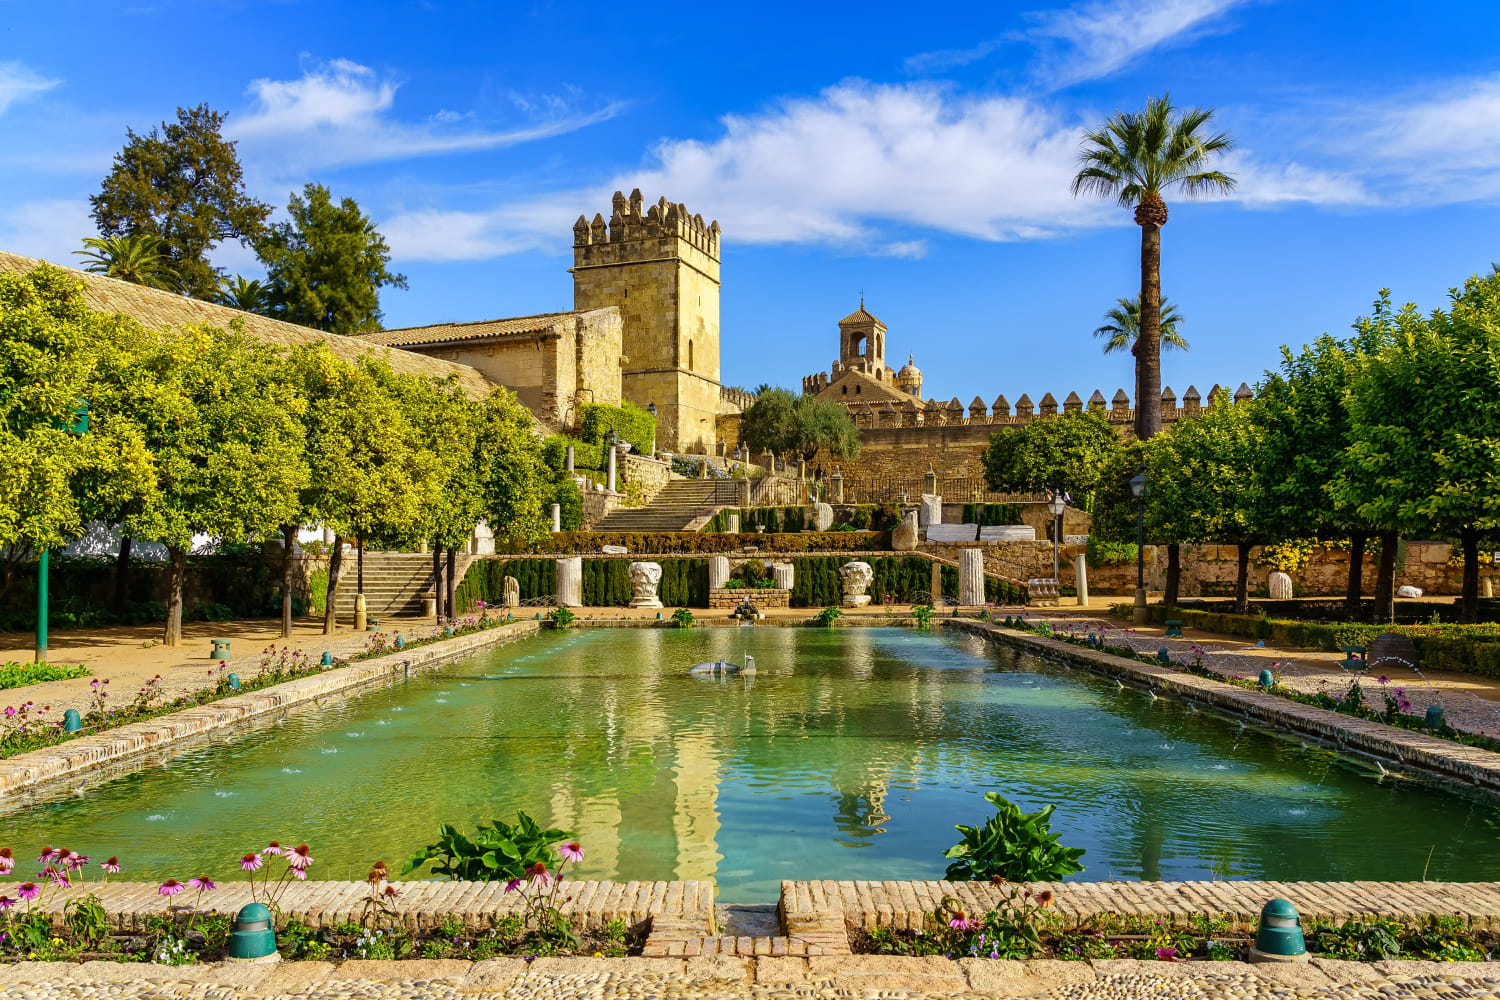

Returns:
1343,532,1367,617
1233,543,1251,614
1461,525,1481,622
432,546,443,620
112,537,133,613
323,536,345,635
164,545,186,647
281,525,297,639
1135,214,1164,440
1373,531,1398,624
446,547,458,618
1164,543,1181,606
357,533,365,595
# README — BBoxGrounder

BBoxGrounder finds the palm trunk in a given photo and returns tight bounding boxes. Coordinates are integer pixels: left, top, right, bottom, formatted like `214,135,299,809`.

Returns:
1164,543,1181,606
446,547,458,618
164,545,186,647
1136,216,1164,440
112,537,133,613
323,537,345,635
280,525,297,639
1233,543,1251,615
1373,531,1398,624
1343,532,1367,617
1461,526,1481,622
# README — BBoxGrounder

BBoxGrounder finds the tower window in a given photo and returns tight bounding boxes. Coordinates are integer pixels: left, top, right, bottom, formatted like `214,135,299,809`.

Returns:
688,340,695,371
855,385,861,395
841,385,847,394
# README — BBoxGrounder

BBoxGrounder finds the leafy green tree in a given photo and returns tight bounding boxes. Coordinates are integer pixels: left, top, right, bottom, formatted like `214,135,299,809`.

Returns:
73,235,178,290
0,267,153,605
1072,94,1236,439
109,326,307,645
473,388,552,548
1145,392,1265,612
740,387,861,463
981,409,1119,507
89,104,270,300
261,183,407,334
219,275,271,314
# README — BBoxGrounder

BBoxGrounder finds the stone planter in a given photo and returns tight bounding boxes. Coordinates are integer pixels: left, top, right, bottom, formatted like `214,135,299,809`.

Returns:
709,588,791,609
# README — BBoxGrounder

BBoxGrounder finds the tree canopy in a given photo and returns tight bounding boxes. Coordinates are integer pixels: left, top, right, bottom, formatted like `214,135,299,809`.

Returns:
261,183,407,334
740,388,861,463
980,409,1119,504
89,104,270,301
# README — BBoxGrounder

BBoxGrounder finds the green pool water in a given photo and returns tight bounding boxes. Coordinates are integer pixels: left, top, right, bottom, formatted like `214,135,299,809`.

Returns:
7,627,1500,901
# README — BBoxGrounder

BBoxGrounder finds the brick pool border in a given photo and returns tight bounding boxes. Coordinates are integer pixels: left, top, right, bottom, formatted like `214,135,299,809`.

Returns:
953,619,1500,794
0,620,541,799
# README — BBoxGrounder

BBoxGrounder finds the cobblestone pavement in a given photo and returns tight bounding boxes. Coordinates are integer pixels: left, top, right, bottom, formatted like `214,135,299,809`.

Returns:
1038,612,1500,738
3,958,1500,999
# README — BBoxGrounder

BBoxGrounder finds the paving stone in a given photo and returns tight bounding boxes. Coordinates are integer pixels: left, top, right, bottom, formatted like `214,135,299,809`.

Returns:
329,958,472,982
0,962,82,984
755,957,810,983
457,957,527,990
806,954,968,991
682,955,753,981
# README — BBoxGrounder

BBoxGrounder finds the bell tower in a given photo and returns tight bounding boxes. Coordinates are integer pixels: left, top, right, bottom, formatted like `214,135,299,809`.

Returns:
571,189,722,453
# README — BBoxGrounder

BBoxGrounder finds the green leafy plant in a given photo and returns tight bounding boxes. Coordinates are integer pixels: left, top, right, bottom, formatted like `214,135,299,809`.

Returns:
813,606,843,627
548,606,575,628
0,661,90,691
403,812,574,882
911,604,933,628
671,607,695,628
943,791,1086,882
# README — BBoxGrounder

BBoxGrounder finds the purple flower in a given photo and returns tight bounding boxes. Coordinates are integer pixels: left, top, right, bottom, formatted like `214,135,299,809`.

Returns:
188,876,216,891
287,844,314,870
556,841,584,863
1378,676,1391,685
263,841,284,856
0,896,12,910
158,879,184,897
100,857,121,874
240,853,262,872
15,882,39,900
505,878,523,892
1155,946,1177,961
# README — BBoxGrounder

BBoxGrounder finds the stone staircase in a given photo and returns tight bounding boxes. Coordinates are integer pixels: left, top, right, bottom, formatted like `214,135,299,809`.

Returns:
332,551,473,619
593,479,735,532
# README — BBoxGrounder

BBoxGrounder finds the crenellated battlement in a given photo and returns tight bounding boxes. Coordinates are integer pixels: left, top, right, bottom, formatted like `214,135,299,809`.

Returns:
573,188,721,264
840,382,1252,432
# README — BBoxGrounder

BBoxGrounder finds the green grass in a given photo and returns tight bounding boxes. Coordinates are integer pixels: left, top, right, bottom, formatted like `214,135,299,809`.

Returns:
0,660,90,691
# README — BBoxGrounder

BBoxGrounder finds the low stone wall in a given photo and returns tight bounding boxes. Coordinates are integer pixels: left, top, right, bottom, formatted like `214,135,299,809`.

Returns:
621,452,673,507
0,621,542,798
579,484,623,529
709,588,791,609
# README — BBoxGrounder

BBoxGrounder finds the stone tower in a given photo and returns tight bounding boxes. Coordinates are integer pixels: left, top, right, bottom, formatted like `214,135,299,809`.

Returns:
896,355,923,398
571,189,722,453
838,303,886,377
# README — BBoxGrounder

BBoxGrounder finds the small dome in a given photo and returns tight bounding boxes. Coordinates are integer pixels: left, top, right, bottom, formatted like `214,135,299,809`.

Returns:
898,354,922,378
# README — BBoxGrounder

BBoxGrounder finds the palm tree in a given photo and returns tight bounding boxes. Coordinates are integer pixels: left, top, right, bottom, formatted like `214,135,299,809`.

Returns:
1093,296,1189,354
73,234,178,290
219,275,271,314
1071,93,1235,439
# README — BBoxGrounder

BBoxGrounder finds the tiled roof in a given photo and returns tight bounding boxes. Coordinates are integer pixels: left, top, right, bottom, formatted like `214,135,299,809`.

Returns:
357,309,604,347
816,368,910,405
0,250,494,398
838,306,883,327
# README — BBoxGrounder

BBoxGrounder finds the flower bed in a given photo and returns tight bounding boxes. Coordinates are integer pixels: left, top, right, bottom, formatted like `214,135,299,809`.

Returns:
0,661,89,691
349,608,513,661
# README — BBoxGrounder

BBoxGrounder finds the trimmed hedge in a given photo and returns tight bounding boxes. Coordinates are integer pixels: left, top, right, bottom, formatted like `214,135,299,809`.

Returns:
580,402,656,455
541,435,605,472
456,557,710,610
961,503,1023,527
1125,604,1500,678
521,531,890,554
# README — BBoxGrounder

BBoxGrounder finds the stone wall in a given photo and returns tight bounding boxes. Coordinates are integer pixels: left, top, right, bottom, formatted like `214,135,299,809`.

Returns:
709,588,791,608
620,453,674,507
579,484,623,529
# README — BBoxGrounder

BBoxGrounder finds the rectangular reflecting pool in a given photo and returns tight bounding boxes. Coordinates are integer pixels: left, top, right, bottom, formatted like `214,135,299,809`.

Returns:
7,627,1500,901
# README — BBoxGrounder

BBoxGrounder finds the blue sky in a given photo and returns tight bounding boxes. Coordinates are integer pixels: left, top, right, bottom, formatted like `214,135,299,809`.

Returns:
2,0,1499,406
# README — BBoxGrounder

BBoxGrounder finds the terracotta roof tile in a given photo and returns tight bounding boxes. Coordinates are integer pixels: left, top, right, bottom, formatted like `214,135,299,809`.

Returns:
358,309,609,347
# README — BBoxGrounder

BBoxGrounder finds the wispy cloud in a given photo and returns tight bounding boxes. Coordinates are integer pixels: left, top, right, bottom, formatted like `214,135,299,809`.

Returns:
0,61,60,115
1355,72,1500,202
0,199,94,263
906,0,1249,85
229,58,621,174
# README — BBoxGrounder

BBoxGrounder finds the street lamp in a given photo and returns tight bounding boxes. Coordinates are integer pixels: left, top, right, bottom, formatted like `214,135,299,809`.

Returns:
38,401,89,663
1046,492,1067,585
1130,464,1149,624
645,402,657,457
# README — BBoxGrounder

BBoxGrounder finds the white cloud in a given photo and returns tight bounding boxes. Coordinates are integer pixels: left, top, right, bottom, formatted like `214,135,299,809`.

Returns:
0,61,59,115
0,199,94,263
229,58,621,173
1353,73,1500,203
1221,152,1370,208
1025,0,1249,87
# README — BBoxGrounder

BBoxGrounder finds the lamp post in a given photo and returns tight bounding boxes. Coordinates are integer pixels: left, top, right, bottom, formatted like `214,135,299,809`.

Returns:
38,402,90,663
1130,464,1148,625
1046,492,1067,584
646,402,657,458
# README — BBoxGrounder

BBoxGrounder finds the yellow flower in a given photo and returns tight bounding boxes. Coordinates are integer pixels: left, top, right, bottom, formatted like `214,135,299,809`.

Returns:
593,952,603,958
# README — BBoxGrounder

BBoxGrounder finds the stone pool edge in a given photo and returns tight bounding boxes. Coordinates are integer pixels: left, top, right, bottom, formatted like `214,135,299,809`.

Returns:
0,620,542,798
956,620,1500,794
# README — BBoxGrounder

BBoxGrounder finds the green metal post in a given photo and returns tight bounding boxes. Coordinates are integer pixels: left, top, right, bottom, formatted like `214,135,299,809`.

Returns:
36,549,48,663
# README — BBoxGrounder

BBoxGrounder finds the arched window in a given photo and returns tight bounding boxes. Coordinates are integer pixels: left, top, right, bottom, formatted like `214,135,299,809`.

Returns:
841,385,848,394
855,385,861,395
688,340,695,371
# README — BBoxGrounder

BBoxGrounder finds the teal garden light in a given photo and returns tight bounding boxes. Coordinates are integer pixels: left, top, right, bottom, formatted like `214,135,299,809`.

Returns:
1250,898,1307,962
226,902,279,961
37,401,89,663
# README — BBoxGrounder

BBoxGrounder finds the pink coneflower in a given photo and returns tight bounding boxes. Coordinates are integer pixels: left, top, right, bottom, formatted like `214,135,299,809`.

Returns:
287,844,313,870
65,853,89,871
37,847,58,863
263,841,284,856
158,879,185,897
41,866,70,888
239,853,262,872
15,883,39,900
505,878,523,893
947,916,980,931
291,868,307,880
0,847,12,873
526,862,555,887
556,841,584,863
100,858,120,875
187,876,216,891
0,896,13,910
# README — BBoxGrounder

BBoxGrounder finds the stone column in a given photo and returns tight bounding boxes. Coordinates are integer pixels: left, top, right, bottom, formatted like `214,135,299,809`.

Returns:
1073,554,1089,607
565,445,575,473
726,512,741,533
556,557,583,608
628,561,664,608
923,470,938,496
959,549,984,606
550,503,561,532
606,447,618,492
920,494,942,528
709,555,730,590
931,561,943,603
829,468,844,503
772,563,794,590
503,575,520,608
1268,571,1293,600
798,459,808,481
840,561,873,607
